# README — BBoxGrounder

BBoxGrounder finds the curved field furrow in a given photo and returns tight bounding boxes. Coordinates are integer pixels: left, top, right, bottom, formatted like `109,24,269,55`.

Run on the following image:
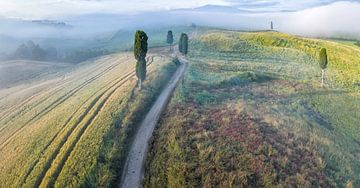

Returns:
23,61,137,187
33,57,155,187
0,56,114,103
19,82,107,187
0,59,124,149
0,56,120,125
0,59,117,125
0,62,117,145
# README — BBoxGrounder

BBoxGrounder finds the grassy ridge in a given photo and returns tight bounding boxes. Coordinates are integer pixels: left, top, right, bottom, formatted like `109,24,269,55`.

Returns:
197,30,360,91
144,30,360,187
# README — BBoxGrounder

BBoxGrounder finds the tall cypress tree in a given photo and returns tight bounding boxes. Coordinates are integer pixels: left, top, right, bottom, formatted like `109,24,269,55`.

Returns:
134,30,148,89
182,34,189,55
179,33,189,55
179,33,188,55
167,30,174,51
319,48,328,88
179,33,185,53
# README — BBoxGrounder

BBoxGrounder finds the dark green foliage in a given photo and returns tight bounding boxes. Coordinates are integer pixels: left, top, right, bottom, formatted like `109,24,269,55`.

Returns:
319,48,328,70
179,34,184,53
167,31,174,45
218,72,274,88
136,58,147,81
172,57,181,66
355,41,360,47
12,40,111,63
134,30,148,86
134,30,148,61
13,41,47,61
182,34,189,55
179,33,189,55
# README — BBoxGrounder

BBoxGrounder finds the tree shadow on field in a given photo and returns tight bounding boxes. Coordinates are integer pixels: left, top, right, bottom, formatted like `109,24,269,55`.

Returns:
275,89,350,132
188,71,278,106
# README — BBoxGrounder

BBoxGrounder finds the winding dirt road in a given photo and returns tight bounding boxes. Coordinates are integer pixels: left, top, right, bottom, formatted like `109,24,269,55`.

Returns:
120,57,187,188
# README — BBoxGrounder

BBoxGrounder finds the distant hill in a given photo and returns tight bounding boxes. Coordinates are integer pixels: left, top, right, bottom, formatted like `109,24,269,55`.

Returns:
31,20,72,28
177,5,252,13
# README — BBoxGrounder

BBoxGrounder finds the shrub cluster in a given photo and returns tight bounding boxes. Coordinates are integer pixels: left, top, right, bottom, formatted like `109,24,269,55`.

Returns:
172,57,181,66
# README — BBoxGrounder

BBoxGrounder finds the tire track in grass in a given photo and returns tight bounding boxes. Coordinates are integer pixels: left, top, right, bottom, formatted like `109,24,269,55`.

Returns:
34,57,155,188
0,57,116,123
18,57,142,187
0,59,124,150
0,56,121,125
0,56,114,103
0,62,118,139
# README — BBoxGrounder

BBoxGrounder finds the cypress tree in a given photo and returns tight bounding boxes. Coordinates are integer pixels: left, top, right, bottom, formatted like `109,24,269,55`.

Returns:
134,30,148,89
136,59,146,88
319,48,328,88
182,34,189,55
167,30,174,51
179,33,184,53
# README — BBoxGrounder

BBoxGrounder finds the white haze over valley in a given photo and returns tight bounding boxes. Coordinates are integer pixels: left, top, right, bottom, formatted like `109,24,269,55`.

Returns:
0,0,359,56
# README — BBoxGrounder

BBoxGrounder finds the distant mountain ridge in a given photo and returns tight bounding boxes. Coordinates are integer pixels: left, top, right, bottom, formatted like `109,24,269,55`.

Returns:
31,20,72,28
175,4,256,13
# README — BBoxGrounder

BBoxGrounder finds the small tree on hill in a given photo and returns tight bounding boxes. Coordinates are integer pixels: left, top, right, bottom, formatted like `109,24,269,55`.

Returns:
167,30,174,51
172,57,181,66
182,34,189,55
134,30,148,89
179,33,188,55
319,48,328,88
179,33,184,54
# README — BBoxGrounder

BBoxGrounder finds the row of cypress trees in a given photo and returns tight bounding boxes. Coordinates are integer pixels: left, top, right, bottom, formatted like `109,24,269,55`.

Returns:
134,30,189,90
179,33,189,55
167,30,189,55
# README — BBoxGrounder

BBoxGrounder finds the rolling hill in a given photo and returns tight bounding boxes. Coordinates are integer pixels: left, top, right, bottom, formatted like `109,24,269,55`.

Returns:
0,47,178,187
144,30,360,187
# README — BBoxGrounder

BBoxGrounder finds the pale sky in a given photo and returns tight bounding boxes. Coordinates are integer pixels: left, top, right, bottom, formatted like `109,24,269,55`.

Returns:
0,0,353,19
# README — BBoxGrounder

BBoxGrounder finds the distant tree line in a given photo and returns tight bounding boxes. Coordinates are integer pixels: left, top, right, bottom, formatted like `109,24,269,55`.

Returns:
11,40,111,63
13,41,57,61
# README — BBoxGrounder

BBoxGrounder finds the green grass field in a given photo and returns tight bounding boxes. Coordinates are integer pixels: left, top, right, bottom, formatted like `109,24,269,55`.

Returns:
0,47,178,187
144,30,360,187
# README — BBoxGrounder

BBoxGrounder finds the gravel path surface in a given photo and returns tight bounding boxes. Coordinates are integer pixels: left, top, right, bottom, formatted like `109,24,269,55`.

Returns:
120,57,187,188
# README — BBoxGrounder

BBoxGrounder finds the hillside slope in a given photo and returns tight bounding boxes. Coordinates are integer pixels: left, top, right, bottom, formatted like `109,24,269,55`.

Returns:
0,48,178,187
144,30,360,187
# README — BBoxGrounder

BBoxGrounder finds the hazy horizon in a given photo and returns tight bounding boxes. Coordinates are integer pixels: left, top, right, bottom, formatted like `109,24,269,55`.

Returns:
1,0,360,56
0,0,349,19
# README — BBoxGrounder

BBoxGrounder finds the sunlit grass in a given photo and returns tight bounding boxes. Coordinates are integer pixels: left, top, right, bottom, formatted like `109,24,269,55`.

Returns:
144,29,360,187
0,50,177,187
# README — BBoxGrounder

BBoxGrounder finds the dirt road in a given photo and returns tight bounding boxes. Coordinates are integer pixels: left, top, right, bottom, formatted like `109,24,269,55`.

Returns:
120,57,187,188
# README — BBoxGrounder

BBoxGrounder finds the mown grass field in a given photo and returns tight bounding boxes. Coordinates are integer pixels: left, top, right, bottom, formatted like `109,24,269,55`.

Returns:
0,47,178,187
144,30,360,187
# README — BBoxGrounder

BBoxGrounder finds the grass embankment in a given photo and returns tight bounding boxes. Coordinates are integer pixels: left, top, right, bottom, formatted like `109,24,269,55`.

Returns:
0,49,178,187
144,30,360,187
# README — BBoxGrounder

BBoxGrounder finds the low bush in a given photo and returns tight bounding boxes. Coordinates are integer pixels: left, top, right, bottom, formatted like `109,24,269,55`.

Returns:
172,57,181,66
